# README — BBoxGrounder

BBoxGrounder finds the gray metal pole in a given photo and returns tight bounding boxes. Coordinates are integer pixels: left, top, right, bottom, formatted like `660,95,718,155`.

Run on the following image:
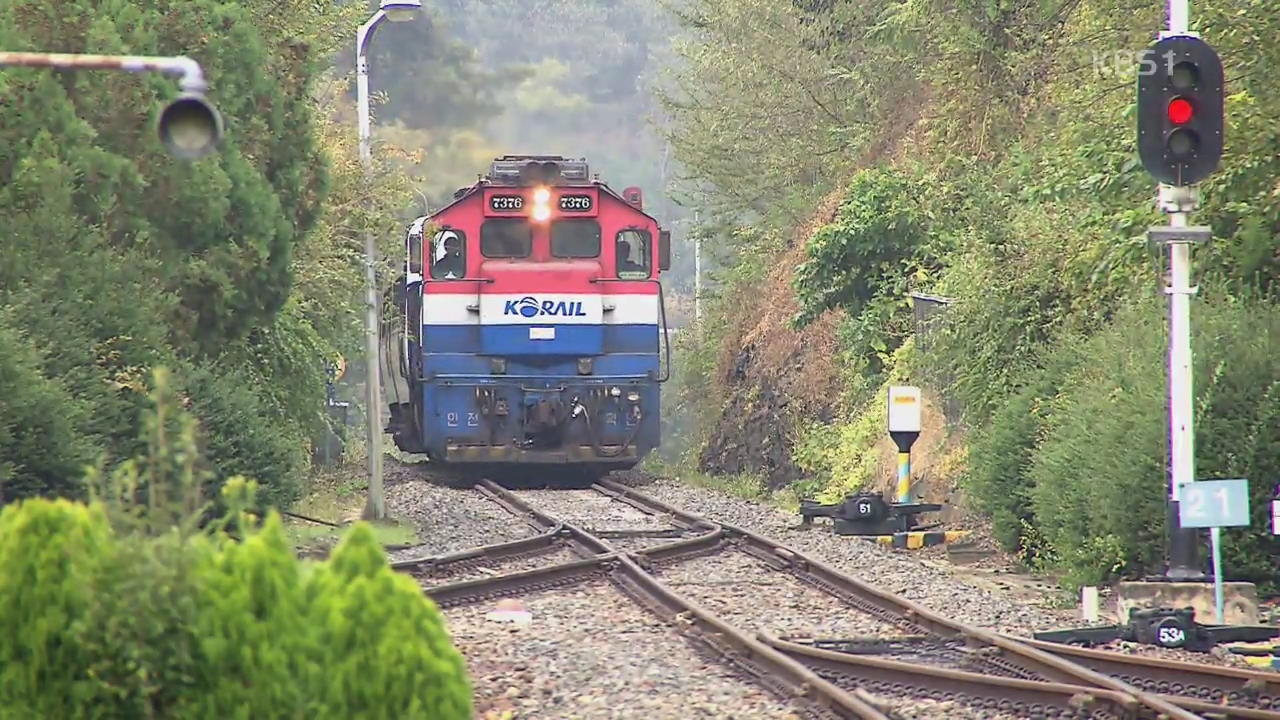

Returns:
357,11,387,520
0,51,207,92
1164,197,1201,578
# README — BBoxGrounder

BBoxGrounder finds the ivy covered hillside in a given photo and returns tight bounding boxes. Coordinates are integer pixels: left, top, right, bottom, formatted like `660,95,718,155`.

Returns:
660,0,1280,590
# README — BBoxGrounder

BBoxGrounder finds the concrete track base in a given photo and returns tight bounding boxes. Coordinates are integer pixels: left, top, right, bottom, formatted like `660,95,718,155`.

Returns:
1115,580,1260,625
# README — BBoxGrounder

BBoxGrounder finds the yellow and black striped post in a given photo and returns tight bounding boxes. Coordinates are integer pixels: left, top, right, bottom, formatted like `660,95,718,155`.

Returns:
895,451,912,504
869,530,971,549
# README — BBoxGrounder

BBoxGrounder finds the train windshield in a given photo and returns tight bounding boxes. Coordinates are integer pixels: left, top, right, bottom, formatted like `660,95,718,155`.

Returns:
480,219,532,258
616,229,651,278
550,219,601,258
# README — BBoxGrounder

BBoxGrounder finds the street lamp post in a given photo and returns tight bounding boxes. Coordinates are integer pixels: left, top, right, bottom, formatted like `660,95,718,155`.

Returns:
0,51,223,159
356,0,421,520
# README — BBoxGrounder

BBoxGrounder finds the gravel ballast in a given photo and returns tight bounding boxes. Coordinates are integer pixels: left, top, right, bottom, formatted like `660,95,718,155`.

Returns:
510,488,674,532
385,477,537,562
636,479,1073,634
443,579,803,719
656,549,910,640
632,478,1266,671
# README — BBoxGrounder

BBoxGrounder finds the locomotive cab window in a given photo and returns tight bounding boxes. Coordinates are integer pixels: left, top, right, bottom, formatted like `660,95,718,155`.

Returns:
480,219,532,258
430,228,466,279
551,219,601,258
615,229,651,279
407,228,424,276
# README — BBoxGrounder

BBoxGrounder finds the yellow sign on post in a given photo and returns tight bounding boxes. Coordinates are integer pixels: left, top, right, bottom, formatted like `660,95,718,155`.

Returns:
887,386,921,504
887,386,921,433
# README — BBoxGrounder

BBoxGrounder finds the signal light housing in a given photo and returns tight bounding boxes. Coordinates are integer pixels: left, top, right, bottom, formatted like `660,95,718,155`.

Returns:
157,93,223,160
1136,35,1224,186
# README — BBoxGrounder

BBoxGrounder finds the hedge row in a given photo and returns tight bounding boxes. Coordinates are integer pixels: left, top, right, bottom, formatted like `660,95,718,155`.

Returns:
0,489,472,719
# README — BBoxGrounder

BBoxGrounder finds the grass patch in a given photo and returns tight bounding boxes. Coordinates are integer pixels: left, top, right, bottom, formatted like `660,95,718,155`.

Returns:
286,520,419,552
645,452,809,515
284,462,420,555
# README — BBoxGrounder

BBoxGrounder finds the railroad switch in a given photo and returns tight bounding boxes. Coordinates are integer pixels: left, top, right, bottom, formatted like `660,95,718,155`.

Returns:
798,492,942,536
1033,606,1279,653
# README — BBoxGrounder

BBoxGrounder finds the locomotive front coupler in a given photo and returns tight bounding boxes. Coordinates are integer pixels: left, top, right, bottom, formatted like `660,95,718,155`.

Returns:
798,492,943,536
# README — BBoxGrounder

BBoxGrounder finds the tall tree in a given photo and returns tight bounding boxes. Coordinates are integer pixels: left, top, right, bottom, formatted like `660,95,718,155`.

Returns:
0,0,366,503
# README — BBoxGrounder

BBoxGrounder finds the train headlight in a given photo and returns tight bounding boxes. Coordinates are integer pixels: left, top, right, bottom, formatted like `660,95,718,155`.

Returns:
577,358,593,375
490,358,507,375
609,386,621,398
626,391,640,403
531,185,552,222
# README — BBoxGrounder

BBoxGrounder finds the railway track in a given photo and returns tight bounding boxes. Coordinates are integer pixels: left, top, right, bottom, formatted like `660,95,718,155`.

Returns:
390,478,1280,719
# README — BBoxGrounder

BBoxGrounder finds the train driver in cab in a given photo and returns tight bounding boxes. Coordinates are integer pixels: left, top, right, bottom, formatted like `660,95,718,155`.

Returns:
432,230,465,279
616,236,647,278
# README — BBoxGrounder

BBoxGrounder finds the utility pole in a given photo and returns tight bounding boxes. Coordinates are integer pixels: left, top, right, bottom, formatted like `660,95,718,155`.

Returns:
693,210,702,323
355,1,422,520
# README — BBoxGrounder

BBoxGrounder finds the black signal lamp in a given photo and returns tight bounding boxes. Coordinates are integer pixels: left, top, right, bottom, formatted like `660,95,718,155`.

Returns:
1136,35,1224,186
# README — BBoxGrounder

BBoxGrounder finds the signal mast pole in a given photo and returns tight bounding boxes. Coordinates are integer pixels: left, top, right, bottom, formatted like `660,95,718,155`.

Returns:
1158,0,1203,580
1169,0,1188,35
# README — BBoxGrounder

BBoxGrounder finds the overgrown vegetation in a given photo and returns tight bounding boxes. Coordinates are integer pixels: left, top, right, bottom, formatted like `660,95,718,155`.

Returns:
0,0,411,507
663,0,1280,589
0,372,472,718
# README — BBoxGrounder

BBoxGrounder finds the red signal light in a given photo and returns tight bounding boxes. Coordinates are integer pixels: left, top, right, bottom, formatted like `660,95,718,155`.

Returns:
1167,97,1194,125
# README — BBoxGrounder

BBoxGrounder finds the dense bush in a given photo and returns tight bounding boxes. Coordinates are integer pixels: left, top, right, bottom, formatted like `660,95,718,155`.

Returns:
962,332,1087,556
975,297,1280,588
0,499,472,718
0,316,98,501
0,377,472,718
792,168,933,329
0,0,399,506
177,362,308,511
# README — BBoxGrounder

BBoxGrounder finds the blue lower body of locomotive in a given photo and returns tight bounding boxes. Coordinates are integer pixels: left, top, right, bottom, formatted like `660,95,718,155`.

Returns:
418,375,659,468
384,317,664,482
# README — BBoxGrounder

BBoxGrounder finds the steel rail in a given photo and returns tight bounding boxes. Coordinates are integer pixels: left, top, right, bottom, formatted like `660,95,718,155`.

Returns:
423,555,615,607
389,480,569,576
389,479,1267,719
606,552,894,719
390,531,568,577
405,521,891,717
476,479,615,556
593,479,1219,720
418,556,892,718
766,635,1140,718
593,478,714,530
769,637,1280,720
391,480,614,580
1012,636,1280,708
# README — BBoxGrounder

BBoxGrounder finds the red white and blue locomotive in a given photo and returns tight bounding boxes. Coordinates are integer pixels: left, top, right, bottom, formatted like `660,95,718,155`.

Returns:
381,155,671,484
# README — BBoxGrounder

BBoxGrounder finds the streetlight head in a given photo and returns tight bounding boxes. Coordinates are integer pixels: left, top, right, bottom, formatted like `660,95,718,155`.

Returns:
380,0,421,21
157,92,223,160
